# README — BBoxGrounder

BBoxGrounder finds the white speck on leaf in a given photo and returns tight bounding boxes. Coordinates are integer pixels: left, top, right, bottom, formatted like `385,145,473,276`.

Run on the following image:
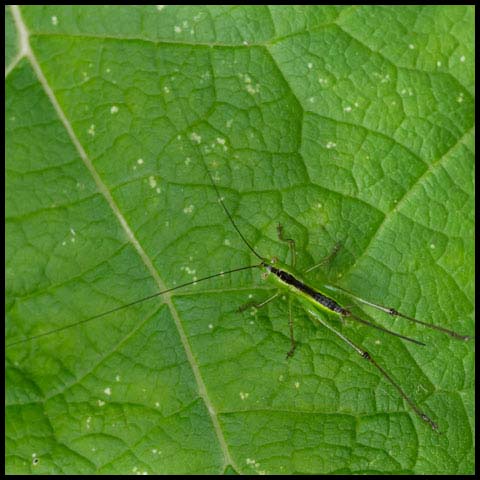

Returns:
87,124,95,136
326,141,336,149
375,72,390,83
137,158,144,165
408,44,415,50
148,176,157,188
174,25,182,33
51,16,58,26
110,105,119,114
401,87,414,97
183,204,194,214
241,73,260,95
246,83,260,95
190,132,202,144
104,387,112,396
180,265,196,276
98,399,105,407
460,55,466,62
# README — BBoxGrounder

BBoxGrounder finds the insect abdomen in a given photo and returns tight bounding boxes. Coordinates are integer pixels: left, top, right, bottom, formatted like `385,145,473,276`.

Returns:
267,265,346,314
312,292,345,314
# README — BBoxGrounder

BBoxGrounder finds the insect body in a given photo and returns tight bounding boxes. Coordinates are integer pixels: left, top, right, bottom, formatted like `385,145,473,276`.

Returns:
227,250,467,432
8,164,472,434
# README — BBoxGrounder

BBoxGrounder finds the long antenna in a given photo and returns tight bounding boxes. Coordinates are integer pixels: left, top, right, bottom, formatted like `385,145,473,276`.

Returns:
7,264,260,347
205,166,265,262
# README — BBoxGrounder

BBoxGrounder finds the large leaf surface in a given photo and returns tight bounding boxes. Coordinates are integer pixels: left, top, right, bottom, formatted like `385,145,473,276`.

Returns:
5,5,474,475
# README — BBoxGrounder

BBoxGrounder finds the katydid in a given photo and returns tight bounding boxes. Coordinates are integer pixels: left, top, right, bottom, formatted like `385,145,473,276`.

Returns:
7,164,472,433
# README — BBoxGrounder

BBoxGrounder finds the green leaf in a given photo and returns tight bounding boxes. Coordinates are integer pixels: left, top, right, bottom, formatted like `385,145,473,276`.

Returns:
6,5,474,475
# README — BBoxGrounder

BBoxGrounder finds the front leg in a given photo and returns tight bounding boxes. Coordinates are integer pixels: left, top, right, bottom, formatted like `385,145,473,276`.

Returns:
277,223,296,269
305,242,341,273
286,296,296,359
238,292,280,313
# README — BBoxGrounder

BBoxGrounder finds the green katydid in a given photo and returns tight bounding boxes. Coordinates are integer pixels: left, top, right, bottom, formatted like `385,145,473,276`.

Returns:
7,162,472,433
